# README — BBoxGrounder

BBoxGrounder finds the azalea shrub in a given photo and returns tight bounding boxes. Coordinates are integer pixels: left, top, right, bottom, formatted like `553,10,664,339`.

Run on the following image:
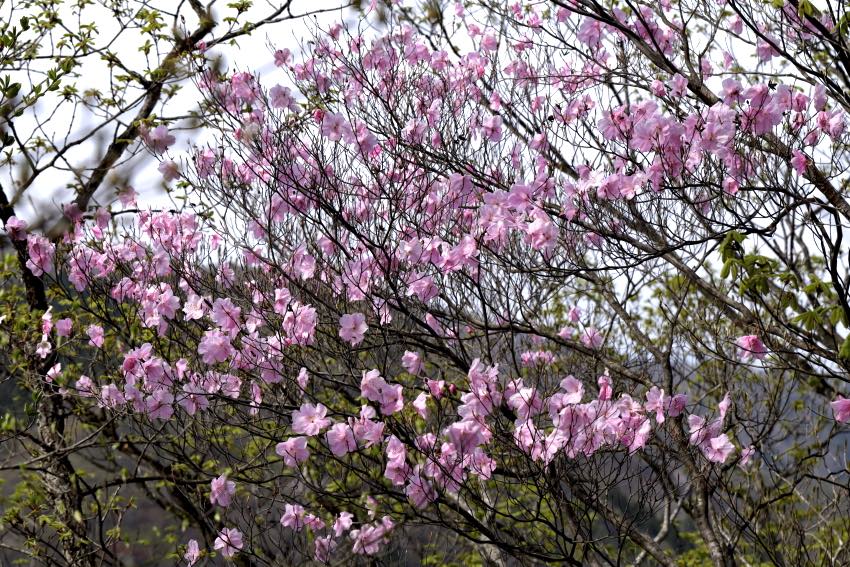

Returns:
3,0,850,565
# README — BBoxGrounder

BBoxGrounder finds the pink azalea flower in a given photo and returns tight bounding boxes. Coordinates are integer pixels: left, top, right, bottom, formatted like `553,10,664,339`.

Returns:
280,503,305,531
87,325,104,348
401,351,422,375
141,124,176,154
292,403,331,436
213,527,243,558
581,327,604,349
145,389,174,421
314,535,337,563
333,512,353,537
198,329,233,364
739,445,756,468
326,422,357,456
276,436,310,466
412,392,429,419
736,335,767,361
55,318,73,337
184,539,201,566
210,474,236,508
339,313,368,346
831,395,850,422
790,150,808,175
704,434,735,463
3,216,27,240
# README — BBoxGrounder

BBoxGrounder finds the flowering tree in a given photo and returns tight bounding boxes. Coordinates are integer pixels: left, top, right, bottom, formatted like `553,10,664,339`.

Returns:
3,0,850,565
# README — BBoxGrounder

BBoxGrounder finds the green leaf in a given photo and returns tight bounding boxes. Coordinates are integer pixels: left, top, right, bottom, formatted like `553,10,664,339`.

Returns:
839,335,850,360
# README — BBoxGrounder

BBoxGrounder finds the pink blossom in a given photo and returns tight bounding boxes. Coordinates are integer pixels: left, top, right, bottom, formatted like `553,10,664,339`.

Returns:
158,160,180,181
55,318,73,337
99,384,125,408
292,403,331,436
26,235,55,276
360,370,404,414
297,367,310,389
198,329,233,364
87,325,104,348
210,474,236,507
736,335,767,361
314,536,337,563
350,516,395,555
406,465,437,508
184,539,201,566
831,396,850,422
213,528,243,558
481,115,503,142
739,445,756,468
581,327,604,349
145,389,174,420
401,350,422,375
597,374,613,401
276,436,310,466
704,434,735,463
141,125,176,154
412,392,429,419
790,150,808,175
333,512,353,537
339,313,368,346
280,503,305,531
36,334,52,358
3,216,27,240
326,422,357,456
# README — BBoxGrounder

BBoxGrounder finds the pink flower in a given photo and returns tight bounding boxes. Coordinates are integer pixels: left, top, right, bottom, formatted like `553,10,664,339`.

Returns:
184,539,201,566
406,466,437,508
280,503,305,531
412,392,429,419
26,235,55,276
145,389,174,420
55,318,73,337
99,384,125,408
597,374,612,401
297,367,310,389
333,512,353,537
326,422,357,456
559,376,584,404
831,395,850,422
158,160,180,181
427,379,445,399
87,325,104,348
292,403,331,436
141,124,176,154
314,535,337,563
211,298,242,334
198,329,233,364
668,394,688,417
736,335,767,361
270,85,298,111
210,474,236,508
360,370,404,414
276,436,310,466
213,527,243,558
739,445,756,468
704,434,735,463
645,386,667,423
3,216,27,240
581,327,604,349
36,334,52,358
790,150,808,175
401,351,422,375
481,115,503,142
339,313,368,346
